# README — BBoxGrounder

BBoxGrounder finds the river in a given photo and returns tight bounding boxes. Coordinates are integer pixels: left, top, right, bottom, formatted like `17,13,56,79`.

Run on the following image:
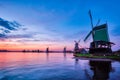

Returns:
0,52,119,80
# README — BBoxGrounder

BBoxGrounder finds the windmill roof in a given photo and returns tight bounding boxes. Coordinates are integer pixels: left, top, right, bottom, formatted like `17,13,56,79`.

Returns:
93,24,107,31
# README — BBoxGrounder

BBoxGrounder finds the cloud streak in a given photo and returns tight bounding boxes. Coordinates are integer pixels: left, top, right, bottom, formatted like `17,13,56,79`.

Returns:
0,18,21,30
0,17,23,39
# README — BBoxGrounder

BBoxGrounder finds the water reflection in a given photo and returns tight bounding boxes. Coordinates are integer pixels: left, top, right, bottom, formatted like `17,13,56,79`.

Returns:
63,52,67,61
89,60,112,80
63,52,66,58
75,58,79,65
46,52,49,61
0,53,120,80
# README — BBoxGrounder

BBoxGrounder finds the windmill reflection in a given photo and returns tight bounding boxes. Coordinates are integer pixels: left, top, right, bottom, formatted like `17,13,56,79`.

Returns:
89,60,112,80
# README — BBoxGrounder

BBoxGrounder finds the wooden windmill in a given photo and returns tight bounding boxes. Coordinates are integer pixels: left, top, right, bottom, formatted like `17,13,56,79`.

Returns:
84,10,115,54
74,40,87,54
74,40,81,53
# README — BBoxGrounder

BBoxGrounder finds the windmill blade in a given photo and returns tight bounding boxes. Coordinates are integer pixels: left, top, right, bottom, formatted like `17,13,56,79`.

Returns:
74,40,77,43
84,31,92,42
78,39,81,43
95,19,100,26
88,10,94,29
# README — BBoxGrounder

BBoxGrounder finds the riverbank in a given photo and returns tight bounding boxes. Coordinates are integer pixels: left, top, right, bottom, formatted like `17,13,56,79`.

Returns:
74,54,120,61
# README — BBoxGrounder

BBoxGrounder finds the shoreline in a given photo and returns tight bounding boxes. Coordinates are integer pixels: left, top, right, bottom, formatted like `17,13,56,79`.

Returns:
74,54,120,61
74,57,113,61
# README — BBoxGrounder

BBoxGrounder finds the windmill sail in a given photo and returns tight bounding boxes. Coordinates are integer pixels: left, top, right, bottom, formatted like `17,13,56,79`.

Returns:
88,10,94,28
88,10,94,40
84,31,92,42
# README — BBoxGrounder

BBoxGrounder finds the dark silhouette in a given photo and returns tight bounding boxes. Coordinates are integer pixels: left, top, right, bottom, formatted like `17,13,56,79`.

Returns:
89,60,112,80
63,47,66,53
74,40,80,53
46,47,49,53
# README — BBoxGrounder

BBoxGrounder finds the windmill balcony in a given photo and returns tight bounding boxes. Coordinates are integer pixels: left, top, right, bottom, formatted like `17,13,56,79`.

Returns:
89,41,115,54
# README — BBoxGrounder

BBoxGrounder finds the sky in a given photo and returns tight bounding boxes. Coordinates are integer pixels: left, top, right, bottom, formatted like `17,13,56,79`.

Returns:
0,0,120,51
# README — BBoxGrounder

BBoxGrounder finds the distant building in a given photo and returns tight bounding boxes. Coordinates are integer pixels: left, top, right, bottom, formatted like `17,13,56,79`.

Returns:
46,47,49,53
63,47,66,53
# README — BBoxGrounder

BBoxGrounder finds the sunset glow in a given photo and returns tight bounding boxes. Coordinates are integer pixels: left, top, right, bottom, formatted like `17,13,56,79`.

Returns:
0,0,119,51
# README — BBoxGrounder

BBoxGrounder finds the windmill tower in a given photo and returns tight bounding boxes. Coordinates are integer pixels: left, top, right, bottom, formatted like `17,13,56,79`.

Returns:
63,47,66,53
46,47,49,53
74,40,81,53
84,10,115,54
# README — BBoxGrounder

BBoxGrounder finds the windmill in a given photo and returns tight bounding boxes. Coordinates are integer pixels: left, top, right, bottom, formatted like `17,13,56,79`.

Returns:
74,39,87,54
84,10,115,54
74,40,81,53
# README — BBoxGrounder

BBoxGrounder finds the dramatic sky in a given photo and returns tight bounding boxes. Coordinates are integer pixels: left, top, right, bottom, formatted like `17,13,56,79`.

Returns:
0,0,119,51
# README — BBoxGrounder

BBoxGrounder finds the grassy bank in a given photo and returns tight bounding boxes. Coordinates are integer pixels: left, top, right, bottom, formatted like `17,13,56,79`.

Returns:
74,53,120,60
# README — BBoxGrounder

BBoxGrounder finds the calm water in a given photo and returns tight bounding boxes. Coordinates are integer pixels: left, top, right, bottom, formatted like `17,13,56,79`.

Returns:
0,53,120,80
